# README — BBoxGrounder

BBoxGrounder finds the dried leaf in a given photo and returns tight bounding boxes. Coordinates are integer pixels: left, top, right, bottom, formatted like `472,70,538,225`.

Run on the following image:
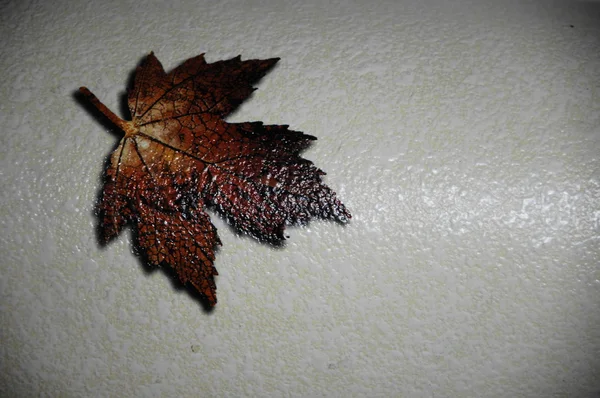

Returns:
80,52,350,306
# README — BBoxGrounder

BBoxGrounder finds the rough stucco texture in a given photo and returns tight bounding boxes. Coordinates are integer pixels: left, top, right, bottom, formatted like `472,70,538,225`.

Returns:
1,0,599,396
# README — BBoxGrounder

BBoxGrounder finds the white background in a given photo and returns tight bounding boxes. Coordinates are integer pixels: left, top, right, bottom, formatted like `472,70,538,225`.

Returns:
1,0,599,396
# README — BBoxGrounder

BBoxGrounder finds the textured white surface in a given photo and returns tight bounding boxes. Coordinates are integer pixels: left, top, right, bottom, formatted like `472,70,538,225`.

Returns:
1,0,599,396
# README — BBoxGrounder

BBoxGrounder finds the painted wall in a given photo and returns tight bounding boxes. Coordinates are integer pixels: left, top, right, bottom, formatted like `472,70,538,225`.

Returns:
2,0,599,396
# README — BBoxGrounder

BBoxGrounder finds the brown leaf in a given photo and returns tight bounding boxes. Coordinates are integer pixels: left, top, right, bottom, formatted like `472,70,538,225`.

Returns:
80,52,350,306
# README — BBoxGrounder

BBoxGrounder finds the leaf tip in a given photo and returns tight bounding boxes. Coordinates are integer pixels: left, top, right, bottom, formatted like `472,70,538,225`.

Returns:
265,57,280,68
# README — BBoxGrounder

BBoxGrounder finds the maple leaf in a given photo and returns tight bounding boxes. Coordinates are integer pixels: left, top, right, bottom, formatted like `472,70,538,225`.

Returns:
80,52,350,306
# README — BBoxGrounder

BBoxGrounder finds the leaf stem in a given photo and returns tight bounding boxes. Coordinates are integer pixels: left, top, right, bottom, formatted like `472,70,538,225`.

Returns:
80,87,138,137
